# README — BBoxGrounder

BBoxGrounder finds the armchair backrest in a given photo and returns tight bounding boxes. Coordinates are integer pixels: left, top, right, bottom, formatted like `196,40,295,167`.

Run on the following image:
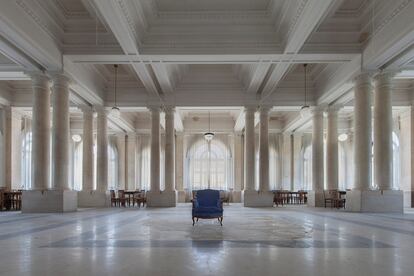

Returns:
196,189,220,207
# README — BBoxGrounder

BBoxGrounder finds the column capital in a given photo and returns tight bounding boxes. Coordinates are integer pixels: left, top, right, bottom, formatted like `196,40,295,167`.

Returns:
374,71,397,88
50,73,72,87
353,72,373,87
79,105,94,115
148,105,161,113
163,105,175,114
311,105,326,115
94,106,108,115
326,104,342,114
28,72,50,88
259,105,272,113
244,105,257,113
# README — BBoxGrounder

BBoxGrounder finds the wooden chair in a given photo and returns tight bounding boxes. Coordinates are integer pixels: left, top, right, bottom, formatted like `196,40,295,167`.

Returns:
10,192,22,210
118,190,127,207
298,190,307,204
273,191,284,206
133,192,145,207
110,190,119,207
0,189,4,211
324,190,339,208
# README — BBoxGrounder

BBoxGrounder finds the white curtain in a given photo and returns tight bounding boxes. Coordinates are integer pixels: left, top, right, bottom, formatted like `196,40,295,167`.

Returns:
300,134,312,191
184,134,233,192
72,141,83,191
108,136,118,190
136,134,165,191
21,117,32,190
269,133,280,190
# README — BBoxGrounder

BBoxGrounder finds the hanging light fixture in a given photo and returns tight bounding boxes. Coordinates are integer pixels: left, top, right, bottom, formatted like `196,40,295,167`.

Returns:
110,64,121,117
204,111,214,142
338,133,348,142
72,134,82,143
300,64,311,118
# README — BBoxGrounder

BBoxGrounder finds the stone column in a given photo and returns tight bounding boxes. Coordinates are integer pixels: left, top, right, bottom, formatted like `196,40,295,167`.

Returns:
0,107,11,190
259,106,270,192
150,106,160,192
126,133,136,190
117,134,126,190
233,132,244,202
374,72,394,190
31,74,50,190
244,106,256,191
353,73,373,190
346,73,403,213
51,74,71,190
326,106,340,190
312,107,324,192
276,133,283,190
96,109,108,192
175,132,185,202
164,106,175,192
82,108,94,191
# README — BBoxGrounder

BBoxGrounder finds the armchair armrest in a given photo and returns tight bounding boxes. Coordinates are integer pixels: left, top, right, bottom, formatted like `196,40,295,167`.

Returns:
192,199,199,208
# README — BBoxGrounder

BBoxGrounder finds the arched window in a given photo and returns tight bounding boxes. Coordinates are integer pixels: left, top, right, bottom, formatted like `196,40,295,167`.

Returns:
186,138,233,191
93,140,118,190
73,141,83,191
21,131,32,190
139,145,151,191
303,145,312,191
392,132,400,189
108,142,118,190
338,142,347,191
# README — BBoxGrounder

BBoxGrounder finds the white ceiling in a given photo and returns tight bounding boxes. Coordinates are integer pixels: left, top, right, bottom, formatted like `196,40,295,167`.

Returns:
0,0,413,134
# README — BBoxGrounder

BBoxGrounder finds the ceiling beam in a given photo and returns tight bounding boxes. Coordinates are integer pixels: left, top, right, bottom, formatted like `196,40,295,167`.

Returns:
65,53,357,65
151,62,174,95
0,71,30,81
0,2,61,70
246,63,272,94
91,0,162,99
260,0,339,99
363,0,414,70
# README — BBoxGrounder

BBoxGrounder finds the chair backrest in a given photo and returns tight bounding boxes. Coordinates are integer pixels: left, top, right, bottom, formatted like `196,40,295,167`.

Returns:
324,189,338,199
110,190,116,198
118,190,125,199
196,189,220,207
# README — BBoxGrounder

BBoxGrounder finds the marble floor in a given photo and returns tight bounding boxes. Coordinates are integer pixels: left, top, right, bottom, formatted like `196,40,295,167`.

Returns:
1,204,414,276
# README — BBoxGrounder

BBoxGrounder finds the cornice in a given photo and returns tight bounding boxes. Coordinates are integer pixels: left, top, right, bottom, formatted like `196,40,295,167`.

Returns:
285,0,308,42
116,0,139,44
16,0,63,43
372,0,412,37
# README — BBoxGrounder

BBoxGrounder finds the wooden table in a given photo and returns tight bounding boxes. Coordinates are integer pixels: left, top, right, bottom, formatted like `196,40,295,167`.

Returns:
124,191,143,207
3,191,22,211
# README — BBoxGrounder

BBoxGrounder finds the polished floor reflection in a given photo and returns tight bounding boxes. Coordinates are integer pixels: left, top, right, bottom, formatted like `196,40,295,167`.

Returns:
0,204,414,275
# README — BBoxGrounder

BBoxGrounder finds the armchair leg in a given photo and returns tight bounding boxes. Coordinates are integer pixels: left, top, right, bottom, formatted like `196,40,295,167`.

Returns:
192,217,195,226
219,217,223,226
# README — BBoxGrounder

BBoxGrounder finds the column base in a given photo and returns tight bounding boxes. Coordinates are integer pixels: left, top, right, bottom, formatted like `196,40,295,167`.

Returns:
307,190,325,207
403,191,414,208
146,190,176,207
232,191,242,203
243,190,274,207
346,190,404,213
77,191,110,208
177,191,186,203
22,190,77,213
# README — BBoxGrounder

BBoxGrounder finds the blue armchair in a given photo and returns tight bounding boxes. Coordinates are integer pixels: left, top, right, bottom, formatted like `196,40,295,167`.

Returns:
192,189,224,226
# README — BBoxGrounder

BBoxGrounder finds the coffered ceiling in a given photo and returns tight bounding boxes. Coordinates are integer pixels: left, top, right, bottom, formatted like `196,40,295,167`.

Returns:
0,0,413,134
